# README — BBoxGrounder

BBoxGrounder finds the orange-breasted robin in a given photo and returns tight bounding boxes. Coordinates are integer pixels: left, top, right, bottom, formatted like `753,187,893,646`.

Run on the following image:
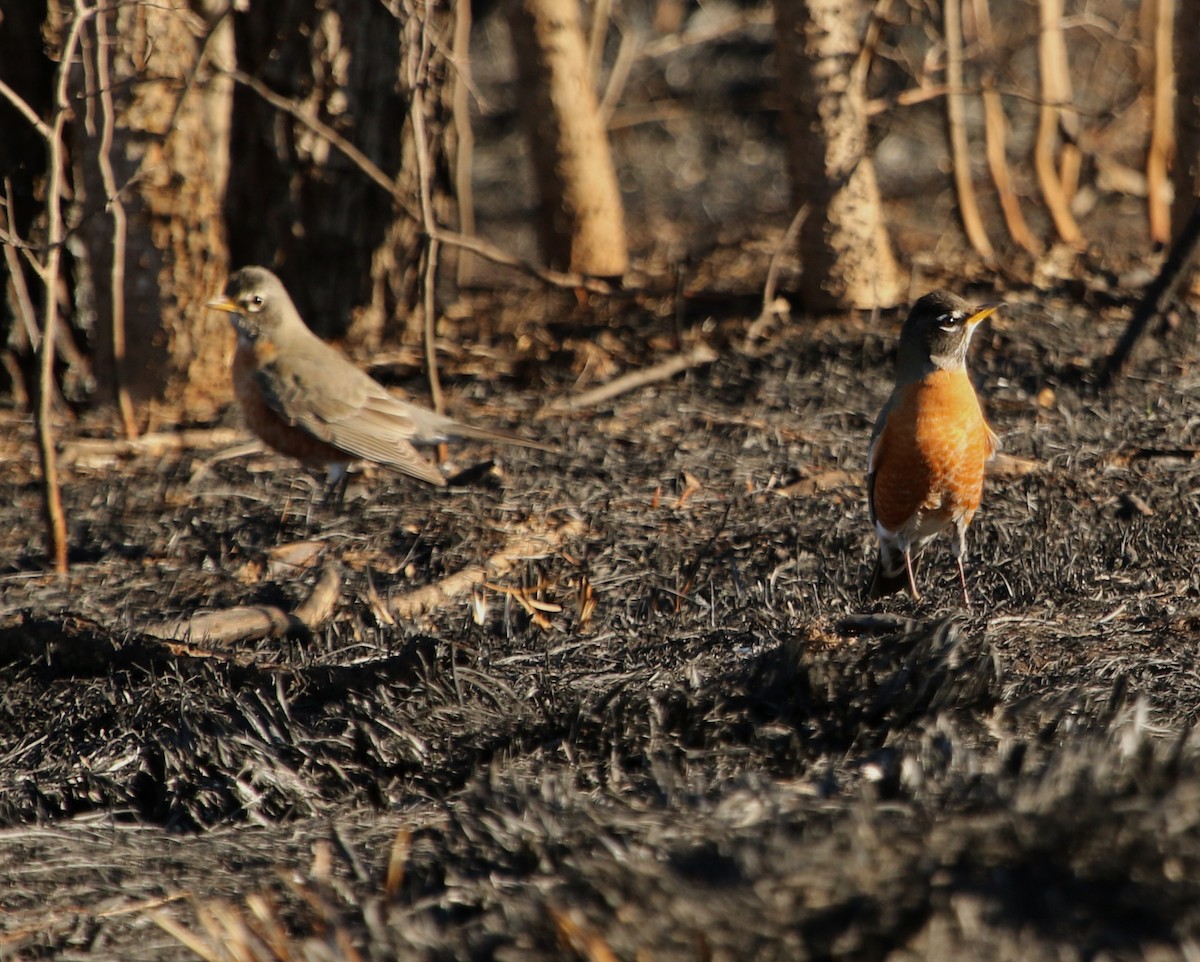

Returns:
206,266,554,492
867,290,1001,605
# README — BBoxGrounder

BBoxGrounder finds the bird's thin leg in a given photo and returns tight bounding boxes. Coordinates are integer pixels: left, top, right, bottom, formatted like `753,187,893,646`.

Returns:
322,463,350,509
951,520,972,609
904,548,921,600
956,557,972,610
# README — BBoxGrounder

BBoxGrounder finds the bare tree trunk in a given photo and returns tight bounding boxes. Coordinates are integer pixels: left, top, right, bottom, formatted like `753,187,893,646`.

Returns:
507,0,629,278
773,0,900,311
229,0,456,350
1173,0,1199,250
73,0,233,423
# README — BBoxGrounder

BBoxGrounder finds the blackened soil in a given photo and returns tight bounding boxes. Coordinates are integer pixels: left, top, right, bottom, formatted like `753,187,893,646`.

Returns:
2,276,1200,960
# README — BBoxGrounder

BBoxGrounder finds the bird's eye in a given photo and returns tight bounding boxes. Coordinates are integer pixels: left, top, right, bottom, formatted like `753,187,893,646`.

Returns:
244,294,265,313
937,311,963,331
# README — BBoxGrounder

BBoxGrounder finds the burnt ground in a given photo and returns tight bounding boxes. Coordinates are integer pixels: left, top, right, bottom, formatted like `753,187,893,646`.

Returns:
3,2,1200,953
2,271,1200,960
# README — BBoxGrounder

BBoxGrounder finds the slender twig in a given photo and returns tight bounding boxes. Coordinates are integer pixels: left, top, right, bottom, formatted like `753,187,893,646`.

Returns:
587,0,611,85
1034,0,1082,245
598,27,640,125
451,0,476,286
761,203,807,315
408,1,444,415
226,66,624,296
94,7,138,439
1146,0,1174,244
38,1,96,574
971,0,1038,253
0,78,52,138
944,0,993,258
545,343,718,413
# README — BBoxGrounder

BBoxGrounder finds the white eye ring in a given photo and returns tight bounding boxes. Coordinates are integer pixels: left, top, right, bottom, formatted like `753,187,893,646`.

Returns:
244,294,265,314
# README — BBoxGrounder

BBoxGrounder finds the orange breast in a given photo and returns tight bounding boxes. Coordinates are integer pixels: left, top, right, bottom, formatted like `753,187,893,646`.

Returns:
232,341,347,466
871,369,994,534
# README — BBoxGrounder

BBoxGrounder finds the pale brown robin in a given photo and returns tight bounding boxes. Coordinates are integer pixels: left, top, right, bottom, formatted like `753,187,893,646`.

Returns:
206,266,554,493
867,291,1002,605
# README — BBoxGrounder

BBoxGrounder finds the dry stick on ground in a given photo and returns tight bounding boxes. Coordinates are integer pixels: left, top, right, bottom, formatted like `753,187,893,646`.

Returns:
0,3,96,575
1147,0,1175,245
1104,203,1200,382
972,0,1039,254
943,0,994,258
545,343,718,413
1034,0,1082,246
390,516,587,621
93,7,137,440
144,561,342,646
59,427,247,468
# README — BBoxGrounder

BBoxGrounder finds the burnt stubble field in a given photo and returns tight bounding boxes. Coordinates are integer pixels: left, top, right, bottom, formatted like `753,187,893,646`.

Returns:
4,1,1200,954
2,275,1200,959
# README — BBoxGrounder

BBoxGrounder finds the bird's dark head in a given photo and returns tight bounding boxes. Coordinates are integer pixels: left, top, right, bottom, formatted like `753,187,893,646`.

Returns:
896,290,999,379
206,266,294,343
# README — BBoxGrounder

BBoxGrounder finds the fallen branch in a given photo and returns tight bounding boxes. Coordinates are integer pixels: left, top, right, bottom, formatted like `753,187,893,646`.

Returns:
145,561,342,646
390,516,587,621
546,343,718,413
60,427,247,468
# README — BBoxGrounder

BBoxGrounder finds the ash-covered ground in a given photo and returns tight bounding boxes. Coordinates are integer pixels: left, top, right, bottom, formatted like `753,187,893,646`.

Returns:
4,1,1200,955
2,274,1200,959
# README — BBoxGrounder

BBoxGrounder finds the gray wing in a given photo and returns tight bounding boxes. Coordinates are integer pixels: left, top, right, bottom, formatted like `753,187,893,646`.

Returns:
866,392,897,528
254,339,448,486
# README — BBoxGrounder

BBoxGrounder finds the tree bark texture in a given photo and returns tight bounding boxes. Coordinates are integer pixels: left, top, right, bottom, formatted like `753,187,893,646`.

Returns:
73,0,233,421
228,0,455,349
1173,0,1199,240
773,0,900,311
507,0,629,278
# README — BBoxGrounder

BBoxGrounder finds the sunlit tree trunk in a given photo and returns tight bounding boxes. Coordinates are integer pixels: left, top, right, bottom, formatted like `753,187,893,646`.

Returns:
72,0,233,422
507,0,629,278
773,0,900,311
1173,1,1199,238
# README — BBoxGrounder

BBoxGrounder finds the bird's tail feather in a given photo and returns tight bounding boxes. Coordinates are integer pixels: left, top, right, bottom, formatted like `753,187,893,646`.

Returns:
447,422,558,453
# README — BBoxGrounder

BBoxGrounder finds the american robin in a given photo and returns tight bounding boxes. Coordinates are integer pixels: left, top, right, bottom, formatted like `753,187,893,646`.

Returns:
867,290,1001,605
206,266,554,493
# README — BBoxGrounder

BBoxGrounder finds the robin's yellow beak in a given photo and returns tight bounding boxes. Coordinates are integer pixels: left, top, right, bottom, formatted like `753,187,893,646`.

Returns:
966,304,1001,328
206,295,239,314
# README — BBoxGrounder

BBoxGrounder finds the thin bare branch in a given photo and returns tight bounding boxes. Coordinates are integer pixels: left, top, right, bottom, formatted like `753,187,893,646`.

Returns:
226,63,627,297
36,0,96,575
1147,0,1175,244
94,7,138,439
587,0,612,86
451,0,477,286
409,2,444,415
944,0,994,258
762,204,808,316
1035,0,1082,245
545,343,718,414
0,78,53,140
